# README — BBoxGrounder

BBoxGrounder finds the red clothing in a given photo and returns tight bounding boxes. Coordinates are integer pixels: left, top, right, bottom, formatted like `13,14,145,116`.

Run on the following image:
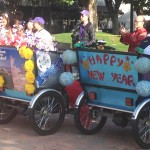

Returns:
65,80,83,107
11,32,27,48
120,28,147,52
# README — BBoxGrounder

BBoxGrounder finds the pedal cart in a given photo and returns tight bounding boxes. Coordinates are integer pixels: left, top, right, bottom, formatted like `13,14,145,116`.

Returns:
74,47,150,149
0,45,69,135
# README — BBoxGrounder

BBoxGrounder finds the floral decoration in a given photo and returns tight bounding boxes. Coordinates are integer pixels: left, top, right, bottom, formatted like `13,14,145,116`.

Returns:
0,75,4,87
25,71,35,84
19,46,33,59
24,59,34,72
18,46,36,95
25,83,35,95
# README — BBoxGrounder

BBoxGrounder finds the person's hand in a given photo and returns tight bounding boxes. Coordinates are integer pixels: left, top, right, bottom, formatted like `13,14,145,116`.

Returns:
120,27,127,35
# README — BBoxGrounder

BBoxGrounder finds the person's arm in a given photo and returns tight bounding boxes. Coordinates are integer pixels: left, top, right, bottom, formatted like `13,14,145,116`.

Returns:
120,27,131,45
130,30,147,46
120,29,147,46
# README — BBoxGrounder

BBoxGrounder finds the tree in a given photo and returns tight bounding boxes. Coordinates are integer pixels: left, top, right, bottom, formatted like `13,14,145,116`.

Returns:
5,0,74,14
124,0,150,15
104,0,123,34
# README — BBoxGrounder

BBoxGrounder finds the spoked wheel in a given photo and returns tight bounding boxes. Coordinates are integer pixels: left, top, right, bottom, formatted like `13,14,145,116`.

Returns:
0,98,18,124
30,91,65,135
132,102,150,149
74,96,107,134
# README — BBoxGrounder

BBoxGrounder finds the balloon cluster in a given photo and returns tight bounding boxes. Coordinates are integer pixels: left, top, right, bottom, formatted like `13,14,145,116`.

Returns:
135,57,150,97
59,50,77,86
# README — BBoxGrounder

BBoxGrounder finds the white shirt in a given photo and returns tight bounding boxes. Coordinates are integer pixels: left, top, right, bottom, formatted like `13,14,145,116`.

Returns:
34,28,55,51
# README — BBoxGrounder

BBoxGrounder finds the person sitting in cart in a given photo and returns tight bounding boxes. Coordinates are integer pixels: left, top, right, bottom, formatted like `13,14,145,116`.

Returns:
31,17,55,51
120,15,147,53
136,20,150,55
0,12,13,45
71,9,96,48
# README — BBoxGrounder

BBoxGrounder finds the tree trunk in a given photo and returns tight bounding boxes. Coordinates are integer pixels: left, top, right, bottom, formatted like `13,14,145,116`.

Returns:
112,15,119,34
88,0,98,32
104,0,122,35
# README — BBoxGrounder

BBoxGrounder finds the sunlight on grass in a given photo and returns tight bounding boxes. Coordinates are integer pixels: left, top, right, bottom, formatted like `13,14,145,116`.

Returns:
53,32,128,52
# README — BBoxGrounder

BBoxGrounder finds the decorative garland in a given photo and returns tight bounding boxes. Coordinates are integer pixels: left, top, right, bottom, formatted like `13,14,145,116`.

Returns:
0,75,5,91
19,46,35,95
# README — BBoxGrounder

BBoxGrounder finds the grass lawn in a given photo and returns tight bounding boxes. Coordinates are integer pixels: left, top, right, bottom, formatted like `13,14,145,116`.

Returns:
53,32,128,52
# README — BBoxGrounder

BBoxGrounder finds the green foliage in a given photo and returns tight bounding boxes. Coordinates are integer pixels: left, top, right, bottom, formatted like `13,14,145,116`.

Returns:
61,0,74,5
26,0,74,5
53,32,128,52
123,0,150,15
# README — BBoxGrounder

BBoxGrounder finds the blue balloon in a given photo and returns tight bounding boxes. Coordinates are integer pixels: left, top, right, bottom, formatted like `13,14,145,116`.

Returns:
59,72,74,86
62,50,77,65
136,80,150,97
135,57,150,74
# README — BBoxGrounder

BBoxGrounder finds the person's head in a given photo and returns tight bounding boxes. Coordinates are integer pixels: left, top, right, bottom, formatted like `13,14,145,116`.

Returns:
31,17,45,31
10,19,24,34
80,10,90,23
0,12,9,28
134,15,145,30
26,20,33,31
145,20,150,33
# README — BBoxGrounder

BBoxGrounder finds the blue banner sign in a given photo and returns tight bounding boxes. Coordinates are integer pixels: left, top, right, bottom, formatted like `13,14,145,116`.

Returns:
78,50,138,90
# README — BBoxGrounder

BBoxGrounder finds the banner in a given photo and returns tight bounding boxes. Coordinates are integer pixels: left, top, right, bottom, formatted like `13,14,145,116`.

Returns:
78,50,138,90
0,46,26,91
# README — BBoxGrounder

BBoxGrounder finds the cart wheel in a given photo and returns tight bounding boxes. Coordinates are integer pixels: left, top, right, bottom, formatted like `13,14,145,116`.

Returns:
132,102,150,149
74,96,107,134
30,91,65,135
0,99,18,124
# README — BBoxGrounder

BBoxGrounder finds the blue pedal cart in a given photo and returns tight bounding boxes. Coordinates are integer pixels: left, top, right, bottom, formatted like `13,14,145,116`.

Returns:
74,47,150,149
0,45,68,135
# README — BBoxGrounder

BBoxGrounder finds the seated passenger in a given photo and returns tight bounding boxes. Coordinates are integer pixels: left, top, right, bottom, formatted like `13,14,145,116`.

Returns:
24,18,34,47
0,12,13,45
136,20,150,55
25,18,34,37
31,17,55,51
10,19,27,48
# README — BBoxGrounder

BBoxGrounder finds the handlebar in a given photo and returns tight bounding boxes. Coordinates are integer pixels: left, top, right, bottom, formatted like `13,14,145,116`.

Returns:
88,40,116,51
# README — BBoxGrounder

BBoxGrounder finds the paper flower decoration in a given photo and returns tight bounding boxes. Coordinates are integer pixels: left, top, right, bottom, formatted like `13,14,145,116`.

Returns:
19,46,26,58
24,60,34,72
62,50,77,65
135,57,150,74
136,80,150,97
19,46,33,59
59,72,74,86
24,47,33,59
25,71,35,83
0,75,4,87
25,83,35,95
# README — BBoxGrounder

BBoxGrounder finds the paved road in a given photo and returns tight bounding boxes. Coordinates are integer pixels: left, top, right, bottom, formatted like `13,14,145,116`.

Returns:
0,114,143,150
